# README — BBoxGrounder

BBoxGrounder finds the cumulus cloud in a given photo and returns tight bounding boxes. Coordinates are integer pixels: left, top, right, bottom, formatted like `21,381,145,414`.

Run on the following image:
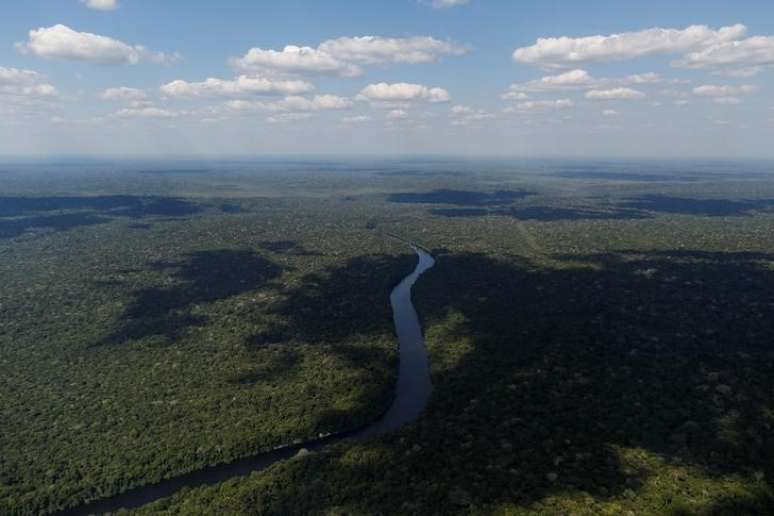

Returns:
387,109,409,120
266,113,314,124
625,73,665,84
692,84,758,97
81,0,118,10
712,97,742,105
230,36,465,77
357,82,451,104
319,36,465,65
504,69,663,98
451,105,473,114
160,76,314,98
225,95,352,113
230,46,360,77
513,24,746,68
450,105,494,125
586,88,646,100
17,84,58,97
523,69,596,89
341,115,371,123
509,99,573,111
502,90,529,101
677,35,774,72
0,66,59,112
16,24,179,65
0,66,42,85
424,0,469,8
116,107,181,118
1,87,60,118
278,95,353,111
100,86,147,101
718,67,763,78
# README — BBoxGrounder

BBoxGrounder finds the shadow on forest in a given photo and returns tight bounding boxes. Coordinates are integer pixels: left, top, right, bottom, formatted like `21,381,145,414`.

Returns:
240,252,418,431
229,349,302,386
269,254,415,343
212,246,774,514
127,223,152,230
0,196,202,218
259,241,321,256
219,203,246,214
508,206,648,221
551,170,700,182
620,195,774,217
388,189,533,206
102,249,284,344
136,169,211,175
431,206,648,221
427,194,774,221
0,196,204,239
429,208,491,218
377,170,463,177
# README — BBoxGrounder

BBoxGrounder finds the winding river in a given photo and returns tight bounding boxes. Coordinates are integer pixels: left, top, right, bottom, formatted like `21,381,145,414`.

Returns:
60,247,435,515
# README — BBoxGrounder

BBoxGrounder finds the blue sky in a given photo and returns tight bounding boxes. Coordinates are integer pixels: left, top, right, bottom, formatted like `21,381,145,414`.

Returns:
1,0,773,157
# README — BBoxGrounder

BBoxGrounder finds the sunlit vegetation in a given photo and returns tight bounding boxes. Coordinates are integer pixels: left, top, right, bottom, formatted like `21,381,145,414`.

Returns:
2,159,774,514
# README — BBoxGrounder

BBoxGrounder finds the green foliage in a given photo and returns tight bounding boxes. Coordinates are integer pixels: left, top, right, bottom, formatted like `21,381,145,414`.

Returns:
3,160,774,514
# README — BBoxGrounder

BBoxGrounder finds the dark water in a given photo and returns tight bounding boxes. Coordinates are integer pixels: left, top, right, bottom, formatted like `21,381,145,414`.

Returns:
59,248,435,515
355,247,435,438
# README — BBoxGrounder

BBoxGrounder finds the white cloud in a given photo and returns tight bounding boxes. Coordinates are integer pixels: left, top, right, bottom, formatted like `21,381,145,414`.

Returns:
518,69,596,90
586,88,646,100
116,107,181,118
230,46,361,77
19,84,58,97
230,36,465,77
160,76,313,98
319,36,465,65
692,84,758,97
502,90,529,101
100,86,147,101
225,95,352,113
387,109,409,120
0,66,59,113
504,69,663,97
0,66,42,85
451,105,473,114
81,0,118,11
513,24,746,68
424,0,469,8
713,97,741,105
450,105,494,125
341,115,371,123
357,82,451,104
510,99,573,111
603,109,620,116
677,35,774,71
278,95,353,111
266,113,313,124
625,72,664,84
718,67,762,78
16,24,178,65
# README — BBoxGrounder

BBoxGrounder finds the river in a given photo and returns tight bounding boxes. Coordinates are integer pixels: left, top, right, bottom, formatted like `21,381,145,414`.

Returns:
60,247,435,515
